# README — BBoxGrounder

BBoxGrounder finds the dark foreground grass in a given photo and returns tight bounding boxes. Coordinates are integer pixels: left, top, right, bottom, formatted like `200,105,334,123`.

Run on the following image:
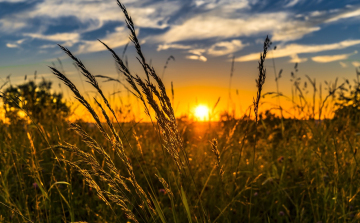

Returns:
1,0,360,222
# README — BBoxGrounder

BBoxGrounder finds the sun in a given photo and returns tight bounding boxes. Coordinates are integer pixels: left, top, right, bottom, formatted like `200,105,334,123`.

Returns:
194,105,209,121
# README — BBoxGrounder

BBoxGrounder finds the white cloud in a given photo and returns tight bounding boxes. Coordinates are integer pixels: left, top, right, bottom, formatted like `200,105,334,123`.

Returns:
157,13,281,42
352,62,360,68
326,8,360,23
156,11,319,43
2,0,360,60
311,51,357,63
40,44,57,49
26,0,179,29
309,11,326,17
289,54,307,63
5,38,27,49
16,39,25,44
285,0,303,8
25,32,80,42
188,49,206,56
24,32,80,47
157,43,192,51
186,55,207,62
339,62,347,68
77,26,129,54
236,39,360,62
159,39,248,57
207,40,247,56
272,26,320,42
0,18,26,33
186,47,207,62
6,43,19,48
0,0,26,2
194,0,250,11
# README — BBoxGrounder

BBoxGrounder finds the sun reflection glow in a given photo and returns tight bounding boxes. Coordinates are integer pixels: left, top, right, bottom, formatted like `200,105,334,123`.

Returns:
194,105,209,121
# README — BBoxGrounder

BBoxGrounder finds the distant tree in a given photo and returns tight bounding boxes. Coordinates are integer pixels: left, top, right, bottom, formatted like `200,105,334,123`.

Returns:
2,79,70,124
333,70,360,125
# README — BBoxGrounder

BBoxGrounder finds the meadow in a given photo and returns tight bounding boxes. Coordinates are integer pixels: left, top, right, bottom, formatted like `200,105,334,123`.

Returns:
1,1,360,222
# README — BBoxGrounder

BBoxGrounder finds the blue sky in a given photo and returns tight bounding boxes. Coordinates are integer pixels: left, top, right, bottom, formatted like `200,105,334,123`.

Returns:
1,0,360,118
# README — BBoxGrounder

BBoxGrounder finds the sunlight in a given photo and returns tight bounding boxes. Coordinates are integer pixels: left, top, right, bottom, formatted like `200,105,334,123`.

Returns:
194,105,209,121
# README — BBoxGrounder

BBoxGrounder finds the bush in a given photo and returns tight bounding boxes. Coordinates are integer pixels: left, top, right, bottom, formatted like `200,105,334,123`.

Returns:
2,79,70,124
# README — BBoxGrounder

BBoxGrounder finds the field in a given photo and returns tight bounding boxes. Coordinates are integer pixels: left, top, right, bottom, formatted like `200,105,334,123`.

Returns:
1,1,360,223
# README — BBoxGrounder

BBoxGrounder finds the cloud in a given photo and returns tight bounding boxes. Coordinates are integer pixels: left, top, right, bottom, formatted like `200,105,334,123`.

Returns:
6,43,18,48
0,0,26,2
236,39,360,62
289,54,307,63
185,48,207,62
272,26,320,42
326,8,360,23
311,51,357,63
352,62,360,68
196,0,251,11
285,0,303,8
186,55,207,62
26,0,179,29
39,44,57,49
207,40,247,56
0,0,184,55
5,38,27,48
24,32,80,47
155,11,321,43
339,62,347,68
309,11,326,17
0,18,26,33
2,0,360,61
188,49,206,56
159,39,248,57
16,39,25,44
25,32,80,42
77,26,129,54
157,43,192,51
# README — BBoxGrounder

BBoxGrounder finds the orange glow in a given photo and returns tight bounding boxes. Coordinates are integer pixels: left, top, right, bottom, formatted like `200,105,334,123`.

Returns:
194,105,209,121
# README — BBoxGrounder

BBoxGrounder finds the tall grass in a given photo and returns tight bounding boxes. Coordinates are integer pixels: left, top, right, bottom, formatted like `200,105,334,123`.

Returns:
1,0,360,222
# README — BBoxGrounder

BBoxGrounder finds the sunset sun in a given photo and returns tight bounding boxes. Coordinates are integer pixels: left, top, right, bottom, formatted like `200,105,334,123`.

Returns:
194,105,209,121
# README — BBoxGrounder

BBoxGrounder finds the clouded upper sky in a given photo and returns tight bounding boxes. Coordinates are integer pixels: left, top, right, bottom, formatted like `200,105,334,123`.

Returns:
1,0,360,119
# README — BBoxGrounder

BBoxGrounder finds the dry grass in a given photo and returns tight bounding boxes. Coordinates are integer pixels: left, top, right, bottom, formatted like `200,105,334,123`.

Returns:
1,0,360,223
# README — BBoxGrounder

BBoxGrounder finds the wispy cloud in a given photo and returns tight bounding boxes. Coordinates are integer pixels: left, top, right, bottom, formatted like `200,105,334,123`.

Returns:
236,40,360,62
0,0,26,2
155,12,318,43
39,44,57,49
339,61,347,68
285,0,303,8
26,0,179,29
25,33,80,45
272,26,320,42
1,0,360,60
325,8,360,23
157,43,193,51
186,48,207,62
311,51,357,63
6,43,18,48
193,0,251,11
0,18,26,33
186,55,207,62
0,0,180,53
207,40,247,56
289,54,308,63
5,39,26,48
352,61,360,68
77,26,129,54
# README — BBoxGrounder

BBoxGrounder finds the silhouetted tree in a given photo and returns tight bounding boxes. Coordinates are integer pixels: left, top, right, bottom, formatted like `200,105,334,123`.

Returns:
2,79,70,124
333,70,360,126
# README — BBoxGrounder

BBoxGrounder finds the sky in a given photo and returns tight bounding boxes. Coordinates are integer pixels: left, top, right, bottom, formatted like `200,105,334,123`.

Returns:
1,0,360,121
